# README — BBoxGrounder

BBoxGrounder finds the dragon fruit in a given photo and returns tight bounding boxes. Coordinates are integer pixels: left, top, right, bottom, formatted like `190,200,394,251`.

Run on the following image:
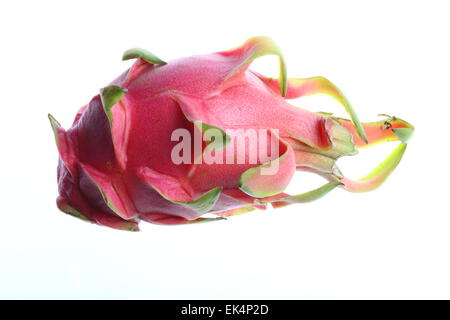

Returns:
49,36,414,231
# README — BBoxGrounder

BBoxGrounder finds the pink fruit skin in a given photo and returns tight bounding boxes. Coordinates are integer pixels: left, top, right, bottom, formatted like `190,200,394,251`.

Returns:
50,37,413,230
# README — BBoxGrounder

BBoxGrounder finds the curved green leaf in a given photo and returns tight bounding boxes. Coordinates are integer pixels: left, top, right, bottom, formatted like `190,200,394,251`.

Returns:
122,48,166,65
100,85,127,125
176,187,223,216
223,36,287,96
342,143,408,192
48,113,60,145
264,181,342,205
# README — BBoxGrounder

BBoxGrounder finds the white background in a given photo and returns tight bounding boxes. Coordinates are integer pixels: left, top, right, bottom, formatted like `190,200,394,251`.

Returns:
0,0,449,299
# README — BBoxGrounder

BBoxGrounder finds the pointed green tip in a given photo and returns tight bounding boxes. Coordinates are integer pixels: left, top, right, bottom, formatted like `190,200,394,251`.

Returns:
100,85,127,99
238,179,254,197
122,48,167,65
342,142,408,193
100,85,127,124
196,122,231,154
48,113,59,132
48,113,61,144
179,186,222,216
58,202,91,222
122,224,140,232
392,127,414,143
